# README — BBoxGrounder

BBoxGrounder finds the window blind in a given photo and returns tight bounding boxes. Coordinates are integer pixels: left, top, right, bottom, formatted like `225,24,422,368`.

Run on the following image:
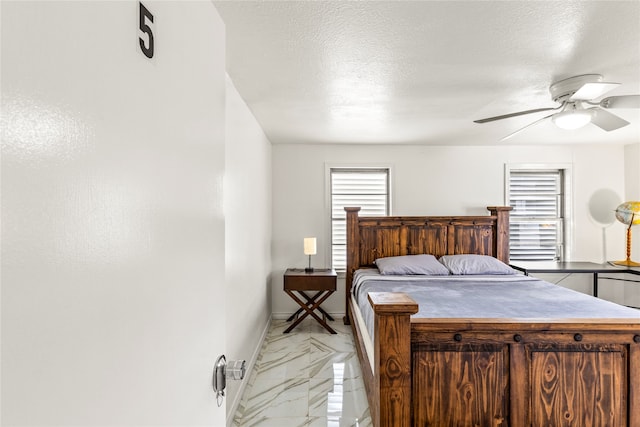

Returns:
331,169,389,271
509,170,564,261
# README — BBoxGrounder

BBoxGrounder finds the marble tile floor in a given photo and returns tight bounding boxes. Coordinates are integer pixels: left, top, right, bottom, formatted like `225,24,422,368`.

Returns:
232,318,372,427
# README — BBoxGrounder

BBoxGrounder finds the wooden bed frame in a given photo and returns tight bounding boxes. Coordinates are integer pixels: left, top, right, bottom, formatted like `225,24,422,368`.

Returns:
344,206,640,427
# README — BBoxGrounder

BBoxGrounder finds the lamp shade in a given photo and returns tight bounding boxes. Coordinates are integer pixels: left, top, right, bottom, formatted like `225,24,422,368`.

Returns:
303,237,317,255
615,201,640,226
552,109,592,130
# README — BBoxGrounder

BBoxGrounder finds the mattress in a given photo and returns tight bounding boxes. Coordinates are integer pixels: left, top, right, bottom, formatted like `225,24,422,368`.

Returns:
352,268,640,342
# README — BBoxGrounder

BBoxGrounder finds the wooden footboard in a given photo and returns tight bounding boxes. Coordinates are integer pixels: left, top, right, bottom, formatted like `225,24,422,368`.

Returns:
364,293,640,427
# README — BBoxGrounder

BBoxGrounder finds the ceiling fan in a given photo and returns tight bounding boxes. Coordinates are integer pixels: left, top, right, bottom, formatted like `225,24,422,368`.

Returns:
474,74,640,140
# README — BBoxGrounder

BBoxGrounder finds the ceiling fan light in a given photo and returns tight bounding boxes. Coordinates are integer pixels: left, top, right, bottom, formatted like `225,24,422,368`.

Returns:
552,110,592,130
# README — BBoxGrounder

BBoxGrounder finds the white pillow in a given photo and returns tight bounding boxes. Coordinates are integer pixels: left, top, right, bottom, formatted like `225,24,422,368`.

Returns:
438,254,517,275
375,254,450,276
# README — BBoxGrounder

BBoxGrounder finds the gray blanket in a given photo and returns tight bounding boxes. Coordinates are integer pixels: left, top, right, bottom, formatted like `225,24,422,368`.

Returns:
353,269,640,340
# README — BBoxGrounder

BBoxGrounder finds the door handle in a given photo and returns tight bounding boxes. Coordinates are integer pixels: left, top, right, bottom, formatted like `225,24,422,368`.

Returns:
212,355,246,406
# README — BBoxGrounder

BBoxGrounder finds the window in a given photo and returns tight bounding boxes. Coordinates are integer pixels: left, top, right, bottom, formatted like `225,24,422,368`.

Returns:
506,165,571,261
330,168,390,271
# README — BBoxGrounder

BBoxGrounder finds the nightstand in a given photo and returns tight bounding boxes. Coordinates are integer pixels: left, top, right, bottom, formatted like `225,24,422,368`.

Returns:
283,268,337,334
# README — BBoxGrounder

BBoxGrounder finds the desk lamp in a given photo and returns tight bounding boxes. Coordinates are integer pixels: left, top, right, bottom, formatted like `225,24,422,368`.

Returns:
613,201,640,267
304,237,316,273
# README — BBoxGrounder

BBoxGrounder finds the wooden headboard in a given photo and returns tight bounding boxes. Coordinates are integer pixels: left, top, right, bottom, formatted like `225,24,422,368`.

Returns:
344,206,512,323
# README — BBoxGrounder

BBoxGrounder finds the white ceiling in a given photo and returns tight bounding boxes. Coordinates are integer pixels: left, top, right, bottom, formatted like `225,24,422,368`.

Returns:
214,1,640,146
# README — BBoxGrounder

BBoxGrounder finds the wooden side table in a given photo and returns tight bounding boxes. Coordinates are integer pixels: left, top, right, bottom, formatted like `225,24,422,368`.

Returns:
283,268,337,334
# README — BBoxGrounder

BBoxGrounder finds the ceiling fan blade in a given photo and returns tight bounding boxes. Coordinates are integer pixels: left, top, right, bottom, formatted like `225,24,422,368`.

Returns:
589,107,630,131
474,106,560,123
569,82,620,101
598,95,640,109
500,114,554,141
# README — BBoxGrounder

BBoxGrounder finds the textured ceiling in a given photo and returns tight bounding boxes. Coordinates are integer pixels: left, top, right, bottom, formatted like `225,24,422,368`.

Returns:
214,1,640,145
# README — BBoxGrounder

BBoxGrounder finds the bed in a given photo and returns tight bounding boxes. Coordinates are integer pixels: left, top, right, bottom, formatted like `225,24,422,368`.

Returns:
343,206,640,427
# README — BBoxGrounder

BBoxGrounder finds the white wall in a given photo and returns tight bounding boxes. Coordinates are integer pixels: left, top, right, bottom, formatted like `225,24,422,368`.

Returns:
623,143,640,307
625,143,640,199
272,143,628,317
2,2,227,425
224,75,272,417
624,143,640,260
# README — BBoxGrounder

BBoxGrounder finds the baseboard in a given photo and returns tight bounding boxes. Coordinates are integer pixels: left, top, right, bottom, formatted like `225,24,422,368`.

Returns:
226,314,272,427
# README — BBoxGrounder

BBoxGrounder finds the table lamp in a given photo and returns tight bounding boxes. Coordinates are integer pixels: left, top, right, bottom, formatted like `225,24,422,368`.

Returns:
613,201,640,267
304,237,316,273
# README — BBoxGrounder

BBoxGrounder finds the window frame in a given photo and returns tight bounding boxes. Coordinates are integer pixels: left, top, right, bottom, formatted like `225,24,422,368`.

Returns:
505,163,573,262
325,164,393,273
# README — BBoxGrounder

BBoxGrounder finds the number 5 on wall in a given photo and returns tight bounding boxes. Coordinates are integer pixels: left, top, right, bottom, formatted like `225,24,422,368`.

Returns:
139,2,154,58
